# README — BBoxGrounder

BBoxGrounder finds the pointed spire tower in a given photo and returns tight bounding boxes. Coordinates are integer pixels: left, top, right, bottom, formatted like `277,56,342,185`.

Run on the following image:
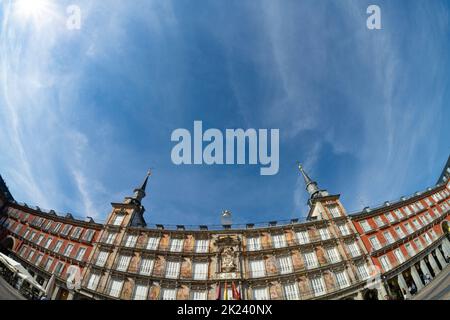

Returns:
123,170,152,227
297,162,329,205
131,170,151,204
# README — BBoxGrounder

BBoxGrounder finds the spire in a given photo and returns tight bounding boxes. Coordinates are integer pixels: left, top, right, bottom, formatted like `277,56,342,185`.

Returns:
132,170,152,203
297,162,320,198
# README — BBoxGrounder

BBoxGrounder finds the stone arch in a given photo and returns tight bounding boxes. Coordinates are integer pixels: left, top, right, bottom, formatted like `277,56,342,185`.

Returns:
0,236,15,254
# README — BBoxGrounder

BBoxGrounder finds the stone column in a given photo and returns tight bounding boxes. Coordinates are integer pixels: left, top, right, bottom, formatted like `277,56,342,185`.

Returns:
397,273,410,299
66,291,74,300
442,238,450,258
51,286,60,300
435,248,448,268
410,266,424,290
419,260,432,281
377,282,389,300
428,253,441,275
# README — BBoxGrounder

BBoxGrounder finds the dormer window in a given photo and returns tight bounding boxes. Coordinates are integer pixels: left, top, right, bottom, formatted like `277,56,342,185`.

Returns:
112,214,125,226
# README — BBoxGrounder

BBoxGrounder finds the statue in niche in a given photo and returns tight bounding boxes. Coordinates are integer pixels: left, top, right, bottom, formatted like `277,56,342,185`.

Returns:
221,247,236,272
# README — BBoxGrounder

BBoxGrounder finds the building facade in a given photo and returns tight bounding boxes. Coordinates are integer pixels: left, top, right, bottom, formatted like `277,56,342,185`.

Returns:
0,157,449,300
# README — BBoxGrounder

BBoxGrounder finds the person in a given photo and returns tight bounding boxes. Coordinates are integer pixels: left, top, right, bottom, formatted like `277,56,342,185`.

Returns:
40,295,48,300
409,282,417,295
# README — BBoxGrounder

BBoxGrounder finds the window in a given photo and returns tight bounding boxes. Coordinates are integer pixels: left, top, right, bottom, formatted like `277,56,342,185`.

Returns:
414,238,424,251
53,223,62,234
44,237,53,249
311,277,326,296
195,239,209,253
296,230,310,244
96,251,109,267
394,226,405,239
385,213,395,223
412,219,421,229
419,216,427,225
425,198,432,206
54,240,63,253
71,227,82,239
29,231,36,241
383,231,395,244
357,263,370,280
169,238,184,252
165,261,181,279
326,247,341,263
124,234,137,247
54,262,65,276
112,214,125,226
82,229,95,242
105,232,117,245
369,236,381,250
360,220,372,232
283,283,300,300
116,255,131,271
87,272,100,290
109,278,123,298
14,224,22,234
277,256,293,274
338,223,350,236
335,270,350,289
133,283,148,300
394,249,405,264
304,251,318,269
328,205,341,218
249,260,265,278
253,287,269,300
193,262,208,280
246,236,262,251
192,290,208,300
139,258,154,276
161,288,177,300
44,258,53,271
19,246,27,257
318,228,331,240
347,241,361,257
379,255,391,271
424,212,432,223
75,247,86,261
405,243,415,257
35,254,43,267
430,230,438,240
27,250,35,261
423,233,432,245
404,206,412,216
23,229,30,239
394,210,404,220
404,223,414,234
374,216,384,227
43,221,52,231
272,233,287,248
61,225,72,236
146,236,160,250
63,244,74,257
36,234,44,245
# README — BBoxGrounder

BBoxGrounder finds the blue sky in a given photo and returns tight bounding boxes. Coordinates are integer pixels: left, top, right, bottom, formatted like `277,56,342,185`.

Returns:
0,0,449,226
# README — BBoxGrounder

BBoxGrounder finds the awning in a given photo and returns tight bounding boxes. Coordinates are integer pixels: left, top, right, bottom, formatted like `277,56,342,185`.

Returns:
0,252,46,293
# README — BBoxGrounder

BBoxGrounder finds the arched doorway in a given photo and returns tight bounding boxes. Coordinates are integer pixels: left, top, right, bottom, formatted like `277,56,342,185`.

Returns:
0,236,14,255
442,221,449,240
363,288,379,300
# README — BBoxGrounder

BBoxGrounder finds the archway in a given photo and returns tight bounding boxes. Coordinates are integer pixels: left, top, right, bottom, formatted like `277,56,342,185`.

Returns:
363,288,379,300
0,236,14,255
